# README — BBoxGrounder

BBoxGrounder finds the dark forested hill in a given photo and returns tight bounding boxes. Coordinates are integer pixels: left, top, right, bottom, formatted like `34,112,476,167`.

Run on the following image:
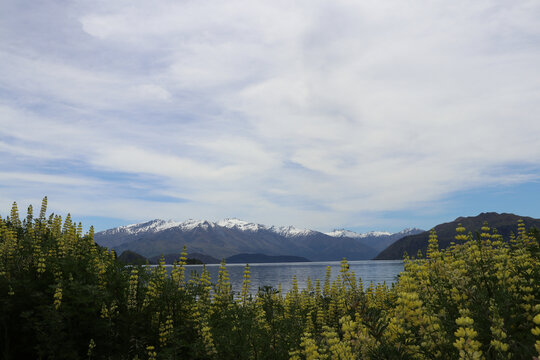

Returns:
375,212,540,260
117,250,147,265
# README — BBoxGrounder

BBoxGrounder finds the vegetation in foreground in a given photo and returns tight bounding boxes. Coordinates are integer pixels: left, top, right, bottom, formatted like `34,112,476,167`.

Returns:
1,198,539,359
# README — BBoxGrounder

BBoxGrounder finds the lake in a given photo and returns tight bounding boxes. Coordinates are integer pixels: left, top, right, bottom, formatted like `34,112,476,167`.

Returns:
170,260,404,295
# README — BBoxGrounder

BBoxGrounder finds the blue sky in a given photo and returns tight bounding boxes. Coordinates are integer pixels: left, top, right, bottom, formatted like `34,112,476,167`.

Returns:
1,0,540,233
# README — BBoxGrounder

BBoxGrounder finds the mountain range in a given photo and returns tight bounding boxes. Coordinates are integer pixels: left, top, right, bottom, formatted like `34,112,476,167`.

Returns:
94,218,423,261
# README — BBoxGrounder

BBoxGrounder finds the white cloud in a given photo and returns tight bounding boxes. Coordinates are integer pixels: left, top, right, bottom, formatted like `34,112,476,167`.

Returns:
0,172,100,187
131,84,171,102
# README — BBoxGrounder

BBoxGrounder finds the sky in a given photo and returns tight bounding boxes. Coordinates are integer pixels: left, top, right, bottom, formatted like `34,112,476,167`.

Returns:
1,0,540,233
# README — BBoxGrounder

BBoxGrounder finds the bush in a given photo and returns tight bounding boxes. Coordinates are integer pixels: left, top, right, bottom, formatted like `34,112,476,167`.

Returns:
1,198,539,359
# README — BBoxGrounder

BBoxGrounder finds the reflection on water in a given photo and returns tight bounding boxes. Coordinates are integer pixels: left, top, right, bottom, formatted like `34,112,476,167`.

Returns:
165,260,403,295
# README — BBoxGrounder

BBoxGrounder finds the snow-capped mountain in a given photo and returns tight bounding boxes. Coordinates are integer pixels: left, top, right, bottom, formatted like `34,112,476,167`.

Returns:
106,219,188,234
95,218,422,261
395,228,424,235
325,227,424,253
107,218,315,238
326,229,392,238
269,225,316,237
216,218,264,232
326,228,422,239
216,218,315,236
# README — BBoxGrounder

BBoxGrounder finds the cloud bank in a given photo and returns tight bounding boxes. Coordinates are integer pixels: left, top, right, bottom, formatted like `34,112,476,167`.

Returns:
1,0,540,231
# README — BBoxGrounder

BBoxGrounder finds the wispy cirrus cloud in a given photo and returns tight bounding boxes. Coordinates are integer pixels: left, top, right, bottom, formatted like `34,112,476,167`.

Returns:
1,0,540,231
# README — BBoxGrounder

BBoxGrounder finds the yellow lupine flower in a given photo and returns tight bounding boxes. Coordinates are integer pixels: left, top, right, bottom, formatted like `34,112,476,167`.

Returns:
159,315,174,346
53,285,63,310
146,345,157,360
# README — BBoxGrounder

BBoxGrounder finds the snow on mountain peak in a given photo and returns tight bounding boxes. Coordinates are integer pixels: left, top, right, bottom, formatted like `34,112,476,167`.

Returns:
216,218,266,232
397,227,424,234
114,219,183,234
325,229,362,238
179,219,213,231
361,231,392,237
117,219,221,234
106,218,419,239
271,225,314,237
216,219,313,236
325,229,391,238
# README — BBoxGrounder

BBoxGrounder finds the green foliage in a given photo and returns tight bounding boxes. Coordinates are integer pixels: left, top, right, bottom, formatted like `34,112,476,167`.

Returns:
1,199,539,359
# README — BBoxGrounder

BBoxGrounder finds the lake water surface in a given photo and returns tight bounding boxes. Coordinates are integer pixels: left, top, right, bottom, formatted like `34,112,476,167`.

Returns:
171,260,403,294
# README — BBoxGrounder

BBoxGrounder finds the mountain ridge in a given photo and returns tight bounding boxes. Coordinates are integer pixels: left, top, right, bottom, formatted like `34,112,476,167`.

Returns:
95,218,422,261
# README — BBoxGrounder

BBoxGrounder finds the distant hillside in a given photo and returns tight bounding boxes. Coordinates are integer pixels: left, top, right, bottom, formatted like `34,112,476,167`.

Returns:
375,212,540,260
188,252,220,264
149,252,220,264
148,254,205,265
117,250,219,265
226,253,310,263
118,250,147,265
